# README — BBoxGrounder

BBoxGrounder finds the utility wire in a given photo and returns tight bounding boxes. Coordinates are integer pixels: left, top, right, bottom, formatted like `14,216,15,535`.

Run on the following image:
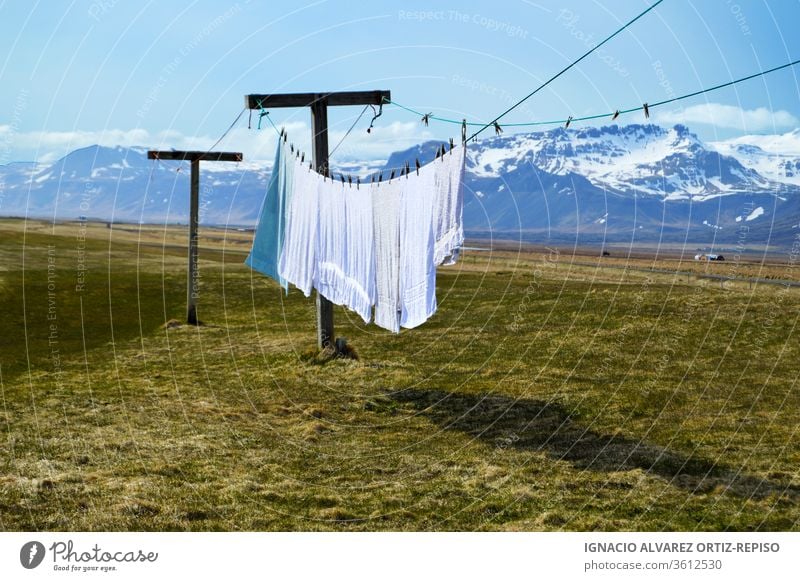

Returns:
149,107,247,170
384,56,800,130
203,106,247,157
329,104,370,160
260,109,283,136
648,57,800,109
467,0,666,141
257,104,374,162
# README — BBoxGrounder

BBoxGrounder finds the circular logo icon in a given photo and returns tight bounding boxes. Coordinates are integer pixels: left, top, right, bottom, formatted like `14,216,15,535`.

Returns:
20,541,46,569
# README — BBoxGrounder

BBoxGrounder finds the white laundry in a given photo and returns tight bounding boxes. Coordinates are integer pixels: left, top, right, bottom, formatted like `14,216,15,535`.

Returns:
432,145,466,266
395,146,465,329
342,181,375,323
278,158,321,297
372,177,402,333
398,164,436,329
273,140,466,334
314,177,376,324
315,177,348,307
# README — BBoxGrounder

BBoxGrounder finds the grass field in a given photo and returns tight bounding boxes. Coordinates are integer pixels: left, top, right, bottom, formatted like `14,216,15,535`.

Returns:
1,218,799,531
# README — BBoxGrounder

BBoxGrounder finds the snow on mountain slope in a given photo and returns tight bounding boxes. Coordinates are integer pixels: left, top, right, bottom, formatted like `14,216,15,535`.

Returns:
711,129,800,186
2,124,800,246
468,124,778,201
0,145,386,225
0,145,269,224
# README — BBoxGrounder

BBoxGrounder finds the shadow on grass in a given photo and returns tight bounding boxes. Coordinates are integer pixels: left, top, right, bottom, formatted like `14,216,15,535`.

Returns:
387,389,799,501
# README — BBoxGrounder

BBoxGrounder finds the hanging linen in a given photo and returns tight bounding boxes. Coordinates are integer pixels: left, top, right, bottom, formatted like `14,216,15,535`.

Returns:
245,138,292,290
341,179,376,324
259,139,466,333
400,145,465,330
314,176,376,324
314,176,348,307
397,162,436,330
372,177,403,332
278,159,321,297
432,144,466,265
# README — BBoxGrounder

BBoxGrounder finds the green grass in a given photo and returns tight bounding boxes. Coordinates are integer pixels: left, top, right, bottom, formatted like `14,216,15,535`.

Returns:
1,220,799,531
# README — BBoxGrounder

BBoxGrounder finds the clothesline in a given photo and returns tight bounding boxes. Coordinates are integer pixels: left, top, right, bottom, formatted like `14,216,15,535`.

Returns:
258,105,467,186
467,0,667,140
246,55,800,182
287,137,463,186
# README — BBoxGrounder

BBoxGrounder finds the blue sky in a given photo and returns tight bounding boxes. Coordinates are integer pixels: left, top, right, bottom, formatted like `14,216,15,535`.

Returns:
1,0,799,164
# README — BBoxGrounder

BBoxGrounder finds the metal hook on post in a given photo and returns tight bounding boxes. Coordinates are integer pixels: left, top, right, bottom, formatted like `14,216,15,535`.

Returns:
367,103,383,133
257,109,269,130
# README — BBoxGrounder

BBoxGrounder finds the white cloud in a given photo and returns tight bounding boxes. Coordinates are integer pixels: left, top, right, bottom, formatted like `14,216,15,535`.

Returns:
713,129,800,156
3,120,434,165
326,121,435,162
654,103,798,132
2,125,303,165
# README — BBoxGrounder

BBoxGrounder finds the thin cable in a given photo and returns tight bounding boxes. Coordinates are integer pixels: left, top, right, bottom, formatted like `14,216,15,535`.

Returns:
261,109,283,137
329,104,370,160
467,0,666,140
648,57,800,108
383,98,490,126
201,106,246,158
384,56,800,130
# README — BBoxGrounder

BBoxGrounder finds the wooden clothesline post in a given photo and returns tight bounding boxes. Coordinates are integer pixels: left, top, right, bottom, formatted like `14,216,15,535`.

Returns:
244,90,391,351
146,150,243,325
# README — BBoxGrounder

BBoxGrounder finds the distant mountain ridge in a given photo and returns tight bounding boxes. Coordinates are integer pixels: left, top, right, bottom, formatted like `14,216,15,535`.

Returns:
2,124,800,247
386,124,800,246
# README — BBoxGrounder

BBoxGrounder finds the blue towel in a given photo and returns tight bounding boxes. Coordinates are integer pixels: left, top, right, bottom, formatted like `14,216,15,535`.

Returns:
245,140,289,291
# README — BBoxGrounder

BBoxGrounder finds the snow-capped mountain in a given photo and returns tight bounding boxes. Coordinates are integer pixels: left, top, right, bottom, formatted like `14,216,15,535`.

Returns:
0,145,383,226
711,129,800,186
2,124,799,246
381,124,800,245
468,124,779,200
0,145,269,225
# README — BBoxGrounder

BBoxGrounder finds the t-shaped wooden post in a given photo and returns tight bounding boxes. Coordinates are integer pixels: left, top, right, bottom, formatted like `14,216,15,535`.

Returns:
244,90,390,350
147,150,243,325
